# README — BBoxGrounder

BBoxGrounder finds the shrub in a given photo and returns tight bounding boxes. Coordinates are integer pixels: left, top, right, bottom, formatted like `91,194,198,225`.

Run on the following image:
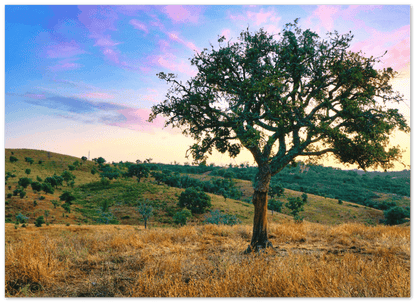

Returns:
9,156,18,163
19,190,26,199
36,176,43,182
35,216,45,227
301,193,308,203
59,191,76,205
285,197,306,217
51,200,60,208
31,181,42,192
173,209,192,225
268,199,284,215
25,157,34,165
269,181,285,198
25,168,31,175
137,201,153,229
33,200,38,206
18,177,32,189
7,193,12,198
42,183,54,194
178,187,211,214
204,209,241,226
16,213,28,224
384,206,409,225
338,199,343,205
68,165,76,171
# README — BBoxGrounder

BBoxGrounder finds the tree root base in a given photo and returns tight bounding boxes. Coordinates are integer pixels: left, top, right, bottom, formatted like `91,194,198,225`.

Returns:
244,241,276,254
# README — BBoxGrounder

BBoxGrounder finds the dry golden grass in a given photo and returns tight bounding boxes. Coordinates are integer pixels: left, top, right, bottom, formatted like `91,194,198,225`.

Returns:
5,222,410,297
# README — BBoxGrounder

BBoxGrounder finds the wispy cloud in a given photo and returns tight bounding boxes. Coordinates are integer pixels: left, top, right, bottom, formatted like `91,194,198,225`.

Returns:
163,5,202,24
110,108,167,133
130,19,149,34
46,40,86,59
49,59,83,72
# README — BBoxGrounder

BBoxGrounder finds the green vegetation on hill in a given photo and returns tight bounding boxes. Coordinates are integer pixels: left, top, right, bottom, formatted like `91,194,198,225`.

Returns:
5,148,410,228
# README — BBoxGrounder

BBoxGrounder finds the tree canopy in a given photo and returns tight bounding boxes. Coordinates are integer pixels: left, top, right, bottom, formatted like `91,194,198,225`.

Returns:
150,20,409,175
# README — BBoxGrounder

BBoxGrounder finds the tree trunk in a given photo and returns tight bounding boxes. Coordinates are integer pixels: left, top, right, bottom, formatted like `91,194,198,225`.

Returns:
246,164,273,253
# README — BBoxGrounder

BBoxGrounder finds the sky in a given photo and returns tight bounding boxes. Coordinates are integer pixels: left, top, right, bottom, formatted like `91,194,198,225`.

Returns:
4,4,411,170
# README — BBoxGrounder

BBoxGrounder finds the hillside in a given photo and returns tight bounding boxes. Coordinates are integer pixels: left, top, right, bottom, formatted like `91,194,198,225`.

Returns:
5,148,409,227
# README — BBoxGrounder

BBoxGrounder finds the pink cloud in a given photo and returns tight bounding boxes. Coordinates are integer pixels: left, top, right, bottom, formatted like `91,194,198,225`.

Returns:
102,48,120,64
220,29,231,40
246,9,280,26
129,19,149,34
111,108,166,132
93,35,121,47
309,5,340,32
350,25,410,70
163,5,201,23
46,40,86,59
166,31,200,53
155,53,197,77
78,92,115,100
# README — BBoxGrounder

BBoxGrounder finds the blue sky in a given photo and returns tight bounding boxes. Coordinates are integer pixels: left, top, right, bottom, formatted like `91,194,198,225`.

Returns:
4,4,411,169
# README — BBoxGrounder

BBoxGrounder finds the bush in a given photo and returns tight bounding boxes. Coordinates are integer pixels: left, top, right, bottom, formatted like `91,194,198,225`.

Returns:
173,209,192,226
19,190,26,199
178,187,211,214
7,193,12,198
204,209,241,226
16,213,29,223
25,168,31,175
31,181,42,192
268,199,284,214
338,199,343,205
285,197,306,217
384,206,409,225
35,216,45,227
18,177,32,189
42,183,54,194
9,156,18,163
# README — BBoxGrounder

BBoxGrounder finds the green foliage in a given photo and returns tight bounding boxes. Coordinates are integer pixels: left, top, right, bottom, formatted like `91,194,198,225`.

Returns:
51,200,60,208
59,191,76,205
204,209,241,226
61,170,76,185
81,156,88,162
268,199,283,214
384,206,409,225
338,199,343,205
36,176,43,182
25,168,31,175
178,187,211,214
137,201,153,228
68,165,76,171
100,165,122,180
285,197,306,217
173,209,192,226
301,193,308,203
7,193,12,198
25,157,34,165
35,216,45,227
19,190,26,199
44,175,64,188
16,213,28,223
31,181,42,192
41,183,54,194
62,203,71,213
269,182,284,198
126,164,150,182
9,156,18,163
18,177,32,189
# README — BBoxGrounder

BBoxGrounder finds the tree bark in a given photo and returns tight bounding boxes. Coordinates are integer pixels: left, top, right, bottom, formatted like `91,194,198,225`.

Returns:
246,165,273,253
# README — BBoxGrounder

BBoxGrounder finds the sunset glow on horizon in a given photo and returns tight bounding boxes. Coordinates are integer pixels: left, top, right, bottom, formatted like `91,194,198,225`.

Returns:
5,5,411,170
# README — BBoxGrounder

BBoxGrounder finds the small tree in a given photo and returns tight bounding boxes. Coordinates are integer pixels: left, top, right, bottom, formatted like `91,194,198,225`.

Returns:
178,187,212,214
384,206,408,225
59,191,76,205
137,201,153,229
62,203,71,213
51,200,60,209
269,182,285,198
268,199,284,215
204,209,241,226
9,156,18,163
126,164,150,183
68,165,76,171
35,216,45,227
301,193,308,204
61,170,76,186
31,181,42,192
16,213,29,224
173,209,193,226
36,176,43,182
44,210,50,224
81,156,88,162
25,168,31,176
18,177,32,189
25,157,34,165
286,197,306,223
96,157,106,166
42,183,55,194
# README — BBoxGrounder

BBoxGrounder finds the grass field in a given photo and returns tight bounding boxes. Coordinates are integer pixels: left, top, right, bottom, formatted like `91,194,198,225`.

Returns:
5,222,410,297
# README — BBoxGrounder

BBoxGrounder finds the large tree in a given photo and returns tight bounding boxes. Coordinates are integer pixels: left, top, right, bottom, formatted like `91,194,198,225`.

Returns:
149,20,409,252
